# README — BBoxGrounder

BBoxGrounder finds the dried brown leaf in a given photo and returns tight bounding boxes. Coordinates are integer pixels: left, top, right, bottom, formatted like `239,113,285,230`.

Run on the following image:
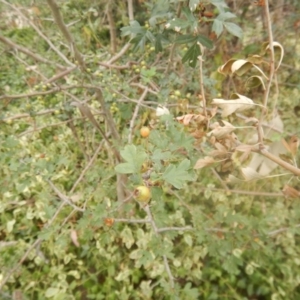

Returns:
282,185,300,198
207,121,235,138
70,229,80,247
282,135,299,157
194,156,216,169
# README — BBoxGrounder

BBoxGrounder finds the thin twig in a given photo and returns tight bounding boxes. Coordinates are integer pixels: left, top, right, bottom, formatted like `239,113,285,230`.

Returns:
210,168,230,191
94,88,120,142
0,199,66,291
47,180,85,212
0,239,41,291
143,205,175,289
3,109,56,121
0,34,65,70
257,0,276,145
106,0,117,53
107,43,131,64
70,140,105,193
267,224,300,236
1,0,74,67
0,241,18,248
198,45,207,118
44,66,77,84
157,226,193,233
128,87,148,143
114,218,151,224
130,83,158,95
165,2,182,74
0,88,61,101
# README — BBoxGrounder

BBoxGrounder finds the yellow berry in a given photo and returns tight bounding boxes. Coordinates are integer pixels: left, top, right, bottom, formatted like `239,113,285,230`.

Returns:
134,186,151,203
140,126,150,138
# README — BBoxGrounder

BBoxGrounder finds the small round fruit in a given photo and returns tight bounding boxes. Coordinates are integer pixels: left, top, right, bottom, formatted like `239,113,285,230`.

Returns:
134,186,151,203
140,126,150,138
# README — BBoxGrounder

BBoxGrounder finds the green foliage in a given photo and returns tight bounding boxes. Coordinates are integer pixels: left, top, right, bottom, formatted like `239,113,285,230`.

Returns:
1,0,300,299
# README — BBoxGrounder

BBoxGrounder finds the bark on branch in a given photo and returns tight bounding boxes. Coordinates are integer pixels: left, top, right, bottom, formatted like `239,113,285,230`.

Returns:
46,0,85,70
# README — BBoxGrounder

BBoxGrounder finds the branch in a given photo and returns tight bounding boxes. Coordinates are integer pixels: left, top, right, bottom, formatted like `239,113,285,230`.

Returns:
3,109,56,121
107,43,131,64
69,140,105,193
127,0,134,21
44,66,77,84
0,34,65,70
257,148,300,176
267,224,300,236
198,46,207,118
0,241,18,248
46,0,85,70
47,180,85,212
1,0,74,67
0,239,42,291
106,1,117,53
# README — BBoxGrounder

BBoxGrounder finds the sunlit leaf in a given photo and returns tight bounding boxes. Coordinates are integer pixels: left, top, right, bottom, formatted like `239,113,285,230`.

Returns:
231,59,253,76
162,159,195,188
212,94,255,117
212,19,223,37
115,145,147,174
224,22,243,38
241,167,263,181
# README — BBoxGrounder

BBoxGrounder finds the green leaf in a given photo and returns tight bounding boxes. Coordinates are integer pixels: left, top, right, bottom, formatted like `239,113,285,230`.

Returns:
145,30,156,44
175,34,198,44
212,19,224,37
182,42,201,68
45,287,60,298
217,12,237,21
166,18,190,31
121,21,145,37
155,34,164,52
151,149,172,162
131,34,147,51
182,7,197,23
197,35,213,49
114,162,135,174
115,145,147,174
162,159,195,189
189,0,200,12
224,22,243,38
210,0,229,13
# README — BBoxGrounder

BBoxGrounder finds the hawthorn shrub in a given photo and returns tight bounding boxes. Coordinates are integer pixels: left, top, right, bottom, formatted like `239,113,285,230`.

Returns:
1,0,300,299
